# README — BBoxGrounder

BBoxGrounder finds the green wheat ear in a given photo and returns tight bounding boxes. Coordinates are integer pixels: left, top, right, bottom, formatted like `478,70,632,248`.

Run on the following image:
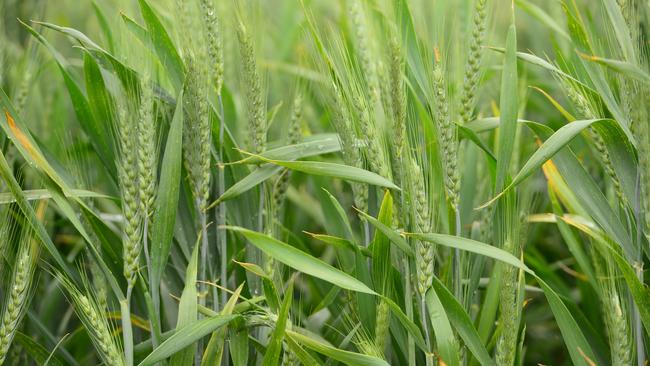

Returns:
563,82,626,205
591,248,633,366
388,39,406,165
354,94,390,180
0,235,39,364
199,0,224,95
57,273,125,366
374,298,390,355
407,158,433,297
137,77,156,221
273,92,303,220
182,56,211,209
117,104,142,289
349,0,379,107
459,0,488,125
329,82,368,215
237,20,266,155
432,61,460,209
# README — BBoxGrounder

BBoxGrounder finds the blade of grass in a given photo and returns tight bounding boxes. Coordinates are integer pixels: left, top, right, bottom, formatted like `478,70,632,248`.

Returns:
169,240,199,365
430,276,495,366
151,89,184,316
286,330,389,366
0,148,77,284
425,289,460,366
495,23,518,192
262,280,294,366
136,0,185,90
138,315,238,366
238,152,400,190
227,226,376,294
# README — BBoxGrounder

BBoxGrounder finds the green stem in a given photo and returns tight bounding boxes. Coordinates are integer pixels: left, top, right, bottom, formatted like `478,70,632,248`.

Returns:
363,221,370,246
121,288,134,366
198,201,209,359
218,94,227,308
217,94,229,366
199,199,209,309
420,299,431,357
454,206,462,300
403,258,416,366
635,264,644,366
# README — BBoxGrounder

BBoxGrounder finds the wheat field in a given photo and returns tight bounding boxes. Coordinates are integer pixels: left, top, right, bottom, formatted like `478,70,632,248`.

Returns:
0,0,649,365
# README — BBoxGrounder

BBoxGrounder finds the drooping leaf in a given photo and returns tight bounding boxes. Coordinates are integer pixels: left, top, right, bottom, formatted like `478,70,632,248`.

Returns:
227,226,376,294
286,330,389,366
138,315,237,366
0,149,77,284
483,119,612,207
357,208,413,258
208,165,282,208
0,189,110,204
137,0,185,90
236,134,341,164
240,153,400,190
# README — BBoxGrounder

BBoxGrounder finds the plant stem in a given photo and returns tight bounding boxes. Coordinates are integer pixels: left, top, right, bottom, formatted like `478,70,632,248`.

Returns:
217,94,229,366
121,288,134,366
454,206,462,300
635,264,645,366
199,199,209,310
364,221,370,246
142,217,160,350
420,299,431,359
403,258,416,366
218,94,227,309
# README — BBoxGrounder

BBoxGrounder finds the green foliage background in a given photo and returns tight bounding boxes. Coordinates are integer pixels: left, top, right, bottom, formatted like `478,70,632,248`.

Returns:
0,0,649,365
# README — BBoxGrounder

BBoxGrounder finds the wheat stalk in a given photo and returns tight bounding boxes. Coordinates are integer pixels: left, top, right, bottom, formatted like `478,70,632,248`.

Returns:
349,0,379,107
408,159,433,297
182,57,211,211
136,78,156,299
330,82,368,218
58,274,125,366
198,0,228,310
136,78,156,229
270,92,304,275
117,105,142,290
90,260,108,313
494,246,518,366
432,62,459,208
237,20,266,155
273,92,303,221
388,39,406,169
592,249,633,366
565,85,626,204
459,0,488,125
199,0,224,95
354,94,390,180
374,298,390,355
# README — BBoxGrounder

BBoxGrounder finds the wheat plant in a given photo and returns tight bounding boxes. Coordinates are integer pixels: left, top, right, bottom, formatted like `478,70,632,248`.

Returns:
0,0,649,365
